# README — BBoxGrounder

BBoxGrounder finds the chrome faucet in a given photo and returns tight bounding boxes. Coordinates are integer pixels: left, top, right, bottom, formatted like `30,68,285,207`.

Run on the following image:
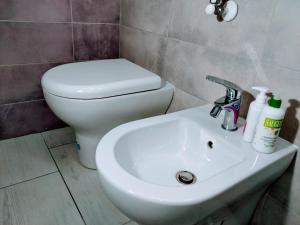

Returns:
206,75,242,131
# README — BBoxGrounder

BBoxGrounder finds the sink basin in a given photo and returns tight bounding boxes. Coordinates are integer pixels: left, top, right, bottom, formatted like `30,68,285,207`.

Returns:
96,105,297,225
114,118,244,187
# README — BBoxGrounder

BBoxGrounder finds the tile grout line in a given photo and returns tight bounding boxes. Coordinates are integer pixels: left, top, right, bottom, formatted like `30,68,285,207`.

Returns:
0,61,71,68
0,20,119,25
0,171,58,190
0,98,45,107
40,133,88,225
69,0,75,62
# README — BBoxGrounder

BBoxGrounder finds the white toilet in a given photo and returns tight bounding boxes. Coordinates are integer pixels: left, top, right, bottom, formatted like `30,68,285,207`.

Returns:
41,59,174,169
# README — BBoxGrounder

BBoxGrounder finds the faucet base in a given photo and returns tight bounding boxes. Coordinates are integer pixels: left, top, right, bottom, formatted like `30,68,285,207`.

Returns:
221,124,238,131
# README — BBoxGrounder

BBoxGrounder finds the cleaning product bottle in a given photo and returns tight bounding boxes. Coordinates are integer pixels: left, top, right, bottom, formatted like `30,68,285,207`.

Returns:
243,86,269,142
252,95,285,153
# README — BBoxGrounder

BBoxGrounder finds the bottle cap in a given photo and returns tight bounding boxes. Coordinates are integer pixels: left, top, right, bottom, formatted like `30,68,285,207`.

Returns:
268,95,282,108
252,86,269,104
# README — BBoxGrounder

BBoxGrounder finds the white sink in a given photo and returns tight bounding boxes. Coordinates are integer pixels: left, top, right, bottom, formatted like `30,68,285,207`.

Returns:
96,105,297,225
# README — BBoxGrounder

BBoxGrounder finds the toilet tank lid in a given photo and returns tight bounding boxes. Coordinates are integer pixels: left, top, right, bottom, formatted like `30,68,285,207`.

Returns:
41,59,162,99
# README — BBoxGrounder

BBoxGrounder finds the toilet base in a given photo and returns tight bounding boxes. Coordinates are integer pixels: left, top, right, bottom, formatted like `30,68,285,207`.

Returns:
76,132,100,169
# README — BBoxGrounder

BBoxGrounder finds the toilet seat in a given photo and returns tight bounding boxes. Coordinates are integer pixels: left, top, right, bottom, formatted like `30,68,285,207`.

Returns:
41,59,162,100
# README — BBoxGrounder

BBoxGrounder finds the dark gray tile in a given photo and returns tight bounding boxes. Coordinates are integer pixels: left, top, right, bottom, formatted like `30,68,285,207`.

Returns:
73,23,119,61
0,63,60,105
0,133,57,188
0,100,66,139
0,22,73,65
121,0,174,35
120,26,167,74
72,0,120,23
0,0,71,22
252,194,300,225
51,144,130,225
0,173,85,225
42,127,76,148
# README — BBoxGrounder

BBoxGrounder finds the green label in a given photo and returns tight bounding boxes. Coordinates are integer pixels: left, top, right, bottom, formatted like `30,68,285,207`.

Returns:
263,117,283,128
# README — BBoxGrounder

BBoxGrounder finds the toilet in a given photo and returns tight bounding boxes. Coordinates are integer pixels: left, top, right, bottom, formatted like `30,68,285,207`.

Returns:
41,59,174,169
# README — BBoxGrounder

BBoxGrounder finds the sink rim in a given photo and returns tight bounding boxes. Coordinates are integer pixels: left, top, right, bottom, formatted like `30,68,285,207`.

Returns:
96,105,298,206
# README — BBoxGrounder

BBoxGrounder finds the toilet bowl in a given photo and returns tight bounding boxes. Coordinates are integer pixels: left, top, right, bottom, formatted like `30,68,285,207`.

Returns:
41,59,174,169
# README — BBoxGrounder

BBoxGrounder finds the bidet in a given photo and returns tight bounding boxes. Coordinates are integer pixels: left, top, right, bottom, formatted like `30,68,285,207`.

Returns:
96,105,297,225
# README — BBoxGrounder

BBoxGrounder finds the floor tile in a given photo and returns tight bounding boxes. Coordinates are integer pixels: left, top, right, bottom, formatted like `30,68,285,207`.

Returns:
0,172,85,225
41,127,76,149
123,221,139,225
50,144,130,225
0,134,57,188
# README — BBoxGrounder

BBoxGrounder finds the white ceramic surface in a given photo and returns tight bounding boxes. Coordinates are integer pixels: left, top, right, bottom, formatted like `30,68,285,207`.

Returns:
96,105,297,225
42,59,174,169
42,59,162,99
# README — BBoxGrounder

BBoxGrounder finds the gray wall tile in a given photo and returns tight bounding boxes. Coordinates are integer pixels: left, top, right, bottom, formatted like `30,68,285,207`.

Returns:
72,0,120,23
0,63,59,105
0,133,57,188
162,38,256,103
262,0,300,70
120,26,167,74
0,100,66,139
169,0,272,60
73,24,119,61
167,87,207,113
0,173,85,225
0,22,73,65
50,144,130,225
121,0,174,35
0,0,71,22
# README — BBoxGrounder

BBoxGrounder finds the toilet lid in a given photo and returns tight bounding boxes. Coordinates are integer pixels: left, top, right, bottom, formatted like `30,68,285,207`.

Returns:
41,59,162,99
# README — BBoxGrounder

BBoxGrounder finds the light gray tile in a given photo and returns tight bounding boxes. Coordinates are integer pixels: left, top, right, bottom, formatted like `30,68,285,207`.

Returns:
0,173,84,225
120,25,167,75
262,0,300,70
50,144,130,225
41,127,76,148
167,87,207,113
254,63,300,145
168,0,272,60
121,0,174,35
0,134,57,188
252,194,300,225
162,38,256,103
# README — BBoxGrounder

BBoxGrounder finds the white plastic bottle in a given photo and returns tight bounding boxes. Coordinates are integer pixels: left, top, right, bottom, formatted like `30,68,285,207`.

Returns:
252,95,285,153
243,87,269,142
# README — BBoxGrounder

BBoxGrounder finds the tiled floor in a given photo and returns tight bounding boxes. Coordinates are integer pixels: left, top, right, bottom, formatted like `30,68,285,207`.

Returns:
0,127,138,225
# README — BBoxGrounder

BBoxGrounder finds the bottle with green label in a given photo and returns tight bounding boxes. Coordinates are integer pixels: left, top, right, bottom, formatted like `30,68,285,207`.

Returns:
252,95,285,153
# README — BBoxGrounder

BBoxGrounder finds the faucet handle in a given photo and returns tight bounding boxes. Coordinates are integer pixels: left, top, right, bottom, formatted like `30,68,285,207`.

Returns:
206,75,242,100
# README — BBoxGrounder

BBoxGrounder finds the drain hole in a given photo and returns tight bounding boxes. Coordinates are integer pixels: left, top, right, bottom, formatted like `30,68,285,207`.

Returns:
207,141,214,149
176,171,196,185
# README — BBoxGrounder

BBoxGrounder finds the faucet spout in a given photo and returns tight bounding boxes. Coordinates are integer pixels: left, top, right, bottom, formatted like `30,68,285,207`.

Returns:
206,75,242,131
210,105,222,118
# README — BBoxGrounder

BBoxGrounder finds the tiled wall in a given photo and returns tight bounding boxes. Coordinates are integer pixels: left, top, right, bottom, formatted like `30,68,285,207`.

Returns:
0,0,120,139
120,0,300,224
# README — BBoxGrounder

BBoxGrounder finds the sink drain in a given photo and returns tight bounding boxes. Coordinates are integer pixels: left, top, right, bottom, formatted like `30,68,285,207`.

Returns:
176,170,197,185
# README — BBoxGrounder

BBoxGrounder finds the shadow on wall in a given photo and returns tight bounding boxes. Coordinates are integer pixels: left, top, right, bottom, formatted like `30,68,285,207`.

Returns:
281,99,300,144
